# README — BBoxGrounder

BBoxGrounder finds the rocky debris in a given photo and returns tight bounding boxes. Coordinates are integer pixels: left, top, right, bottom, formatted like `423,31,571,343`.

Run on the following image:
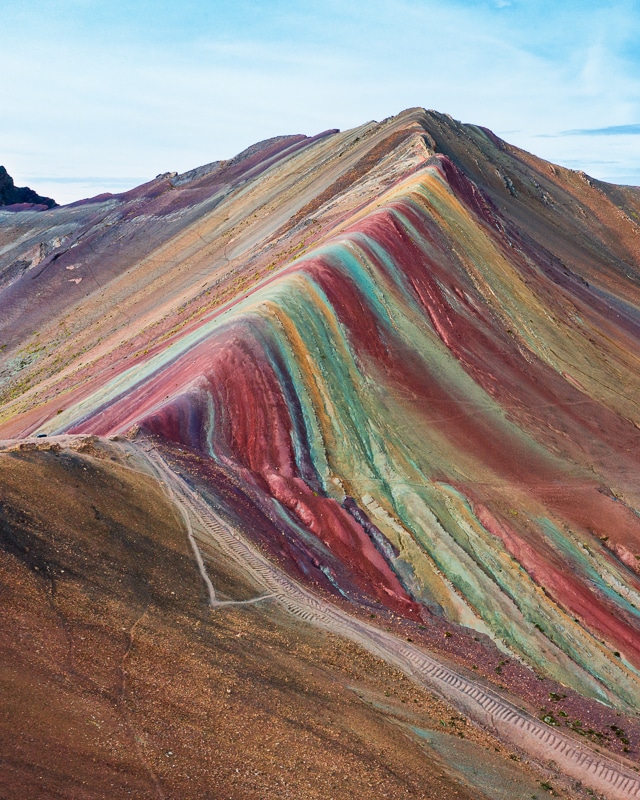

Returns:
171,160,223,187
503,174,517,196
576,170,597,188
0,166,57,209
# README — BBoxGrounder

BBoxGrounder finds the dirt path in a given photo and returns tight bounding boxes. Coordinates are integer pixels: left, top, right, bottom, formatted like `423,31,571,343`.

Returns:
144,446,276,609
129,441,640,799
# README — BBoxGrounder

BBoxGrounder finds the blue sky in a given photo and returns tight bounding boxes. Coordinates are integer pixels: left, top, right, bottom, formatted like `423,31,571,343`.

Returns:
3,0,640,204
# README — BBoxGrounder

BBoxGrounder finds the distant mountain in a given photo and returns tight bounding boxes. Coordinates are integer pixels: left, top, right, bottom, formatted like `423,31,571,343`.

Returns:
0,165,57,209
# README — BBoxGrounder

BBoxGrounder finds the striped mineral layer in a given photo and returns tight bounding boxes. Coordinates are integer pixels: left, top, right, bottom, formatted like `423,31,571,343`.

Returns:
2,109,640,791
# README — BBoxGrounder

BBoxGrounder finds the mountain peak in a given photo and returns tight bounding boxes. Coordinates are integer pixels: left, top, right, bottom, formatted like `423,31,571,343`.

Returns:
2,109,640,799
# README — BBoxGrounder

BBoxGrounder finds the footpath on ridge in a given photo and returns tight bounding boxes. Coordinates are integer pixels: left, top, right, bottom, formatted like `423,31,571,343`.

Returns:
140,438,640,800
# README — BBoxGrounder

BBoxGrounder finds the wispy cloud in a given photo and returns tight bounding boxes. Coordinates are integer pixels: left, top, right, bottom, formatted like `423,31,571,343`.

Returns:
560,123,640,136
28,176,146,185
4,0,640,200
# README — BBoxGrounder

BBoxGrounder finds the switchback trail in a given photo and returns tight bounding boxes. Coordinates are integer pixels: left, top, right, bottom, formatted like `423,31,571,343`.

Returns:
143,441,640,800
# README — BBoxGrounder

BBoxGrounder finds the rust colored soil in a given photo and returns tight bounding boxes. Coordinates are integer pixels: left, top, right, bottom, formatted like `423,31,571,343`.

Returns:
0,442,567,799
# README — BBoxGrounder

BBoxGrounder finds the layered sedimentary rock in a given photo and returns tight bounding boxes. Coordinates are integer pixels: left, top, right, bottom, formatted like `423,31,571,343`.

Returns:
2,110,640,787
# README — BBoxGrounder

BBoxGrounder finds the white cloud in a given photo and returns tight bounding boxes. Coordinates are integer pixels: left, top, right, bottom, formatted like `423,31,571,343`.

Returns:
3,0,640,199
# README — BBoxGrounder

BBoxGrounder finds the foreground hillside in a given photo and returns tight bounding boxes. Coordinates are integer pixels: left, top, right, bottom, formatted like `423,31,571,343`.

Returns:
2,108,640,798
7,436,546,799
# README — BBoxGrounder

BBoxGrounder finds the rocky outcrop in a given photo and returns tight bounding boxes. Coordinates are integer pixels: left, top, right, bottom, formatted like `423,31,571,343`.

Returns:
0,166,57,209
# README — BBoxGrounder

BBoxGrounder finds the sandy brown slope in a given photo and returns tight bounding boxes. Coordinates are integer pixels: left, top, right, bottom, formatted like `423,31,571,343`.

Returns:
0,438,572,800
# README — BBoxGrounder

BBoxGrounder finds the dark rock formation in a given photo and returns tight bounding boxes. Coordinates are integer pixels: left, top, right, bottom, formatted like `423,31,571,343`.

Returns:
0,166,57,209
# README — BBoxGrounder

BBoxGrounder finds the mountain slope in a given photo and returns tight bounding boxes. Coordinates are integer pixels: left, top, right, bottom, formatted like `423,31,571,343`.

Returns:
5,436,534,800
2,108,640,795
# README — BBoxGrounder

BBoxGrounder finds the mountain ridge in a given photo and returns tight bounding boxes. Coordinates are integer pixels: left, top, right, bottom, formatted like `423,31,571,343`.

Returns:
2,107,640,798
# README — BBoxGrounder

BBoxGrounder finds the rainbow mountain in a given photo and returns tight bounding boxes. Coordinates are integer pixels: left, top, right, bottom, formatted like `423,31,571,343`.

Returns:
2,108,640,798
